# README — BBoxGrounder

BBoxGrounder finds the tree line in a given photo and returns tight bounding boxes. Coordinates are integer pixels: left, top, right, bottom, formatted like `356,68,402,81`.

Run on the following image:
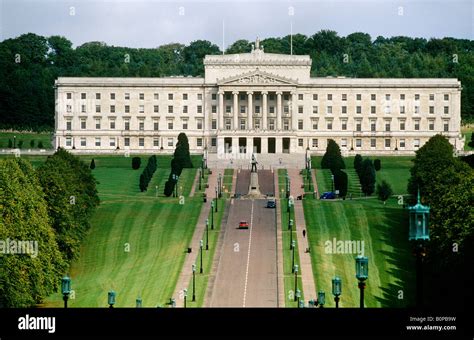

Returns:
0,150,99,307
0,31,473,131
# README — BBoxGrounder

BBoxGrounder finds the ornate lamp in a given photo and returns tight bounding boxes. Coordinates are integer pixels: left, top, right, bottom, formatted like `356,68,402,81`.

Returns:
61,276,71,308
108,290,116,308
332,276,342,308
355,256,368,308
317,291,326,308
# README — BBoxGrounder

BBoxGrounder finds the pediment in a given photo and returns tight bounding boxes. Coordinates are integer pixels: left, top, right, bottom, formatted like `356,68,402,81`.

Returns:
217,70,297,86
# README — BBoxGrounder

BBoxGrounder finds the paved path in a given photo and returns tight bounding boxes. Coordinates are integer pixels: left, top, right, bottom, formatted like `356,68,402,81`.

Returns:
311,169,319,198
172,169,219,307
287,168,317,303
235,169,250,196
274,172,285,307
258,170,275,196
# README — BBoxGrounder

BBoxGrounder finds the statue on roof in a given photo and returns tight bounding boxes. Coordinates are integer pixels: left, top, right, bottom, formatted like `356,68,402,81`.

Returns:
256,37,260,50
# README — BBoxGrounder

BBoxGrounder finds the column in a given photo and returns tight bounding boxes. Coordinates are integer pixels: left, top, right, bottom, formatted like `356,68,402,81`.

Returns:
247,91,253,130
218,91,224,130
233,91,239,130
262,91,268,130
291,91,298,130
276,91,282,130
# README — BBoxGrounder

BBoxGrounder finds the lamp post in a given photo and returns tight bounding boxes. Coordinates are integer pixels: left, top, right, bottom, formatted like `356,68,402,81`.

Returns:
205,219,209,250
199,240,203,274
296,289,301,307
332,276,342,308
108,290,116,308
214,187,218,212
318,291,326,308
210,201,215,230
331,174,335,192
408,190,430,308
291,240,296,272
293,264,299,301
61,276,71,308
218,173,222,198
289,219,294,250
192,264,196,301
13,135,16,149
198,168,202,190
183,289,187,308
355,256,369,308
136,297,142,308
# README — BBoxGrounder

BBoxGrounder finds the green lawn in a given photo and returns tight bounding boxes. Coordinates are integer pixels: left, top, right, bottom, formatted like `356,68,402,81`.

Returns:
44,156,203,307
462,130,473,150
278,169,304,307
0,131,53,149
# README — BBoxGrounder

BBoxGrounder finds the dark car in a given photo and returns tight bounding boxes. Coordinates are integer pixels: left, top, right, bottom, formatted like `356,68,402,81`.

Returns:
266,198,276,208
320,192,336,200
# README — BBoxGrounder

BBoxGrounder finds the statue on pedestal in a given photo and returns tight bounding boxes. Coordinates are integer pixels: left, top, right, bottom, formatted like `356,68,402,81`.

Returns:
251,154,258,173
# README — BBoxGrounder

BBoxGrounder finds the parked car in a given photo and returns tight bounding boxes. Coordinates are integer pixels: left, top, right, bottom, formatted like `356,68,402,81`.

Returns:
238,221,249,229
320,192,336,200
266,198,276,208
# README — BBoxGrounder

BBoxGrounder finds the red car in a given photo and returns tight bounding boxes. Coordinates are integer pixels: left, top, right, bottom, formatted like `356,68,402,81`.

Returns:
238,221,249,229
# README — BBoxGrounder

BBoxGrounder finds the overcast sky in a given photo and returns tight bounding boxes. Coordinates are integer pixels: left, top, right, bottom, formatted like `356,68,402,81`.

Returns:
1,0,472,48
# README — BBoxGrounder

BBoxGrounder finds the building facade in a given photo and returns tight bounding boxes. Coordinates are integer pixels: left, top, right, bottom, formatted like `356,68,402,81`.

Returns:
54,40,464,155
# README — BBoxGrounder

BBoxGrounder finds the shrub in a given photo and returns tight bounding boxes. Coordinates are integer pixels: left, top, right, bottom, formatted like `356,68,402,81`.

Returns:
30,140,35,148
8,139,13,148
333,169,348,198
374,159,381,171
164,180,175,197
354,154,363,177
132,157,141,170
38,141,44,148
360,159,376,196
138,155,158,192
321,139,345,171
376,180,393,203
90,158,96,169
18,140,23,149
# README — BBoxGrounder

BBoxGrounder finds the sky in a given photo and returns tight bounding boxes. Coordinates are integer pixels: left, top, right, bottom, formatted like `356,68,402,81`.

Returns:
0,0,473,48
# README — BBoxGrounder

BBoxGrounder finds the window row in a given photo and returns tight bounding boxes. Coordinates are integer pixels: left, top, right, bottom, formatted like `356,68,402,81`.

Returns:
65,137,205,148
305,119,450,132
308,138,422,149
67,118,207,131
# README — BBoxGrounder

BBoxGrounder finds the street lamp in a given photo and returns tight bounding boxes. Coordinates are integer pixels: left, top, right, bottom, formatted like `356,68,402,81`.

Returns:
332,276,342,308
192,264,196,301
210,201,215,230
61,276,71,308
299,300,305,308
205,219,209,250
13,135,16,149
136,297,142,308
108,290,116,308
408,190,430,307
355,256,369,308
289,219,294,250
296,289,301,307
291,240,296,272
198,168,202,190
183,289,187,308
199,240,203,274
218,173,222,198
317,291,326,308
214,187,218,212
293,264,299,301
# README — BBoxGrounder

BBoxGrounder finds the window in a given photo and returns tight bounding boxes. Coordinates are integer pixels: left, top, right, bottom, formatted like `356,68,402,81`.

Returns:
356,106,361,114
81,105,86,113
284,94,289,100
370,121,376,131
342,94,347,101
139,138,144,147
168,93,173,100
269,119,275,130
444,106,449,114
400,106,405,114
211,93,217,100
400,121,405,130
110,105,115,113
414,106,420,114
254,118,260,129
197,138,203,147
385,106,391,114
95,138,101,147
385,122,390,132
168,121,173,129
124,138,130,147
342,120,347,130
197,94,203,100
371,139,376,148
211,138,217,147
168,106,173,114
327,94,332,101
96,105,101,113
327,121,333,130
226,105,232,113
183,105,188,114
154,93,159,100
283,119,289,131
66,137,72,147
385,139,391,148
183,93,188,100
95,119,101,129
240,106,246,114
415,94,420,101
211,105,217,114
110,120,115,129
227,93,232,100
312,138,318,148
269,94,275,101
429,120,435,131
197,120,203,130
125,93,130,100
80,138,86,147
154,105,159,113
313,106,318,114
298,139,303,147
110,93,115,100
356,139,362,148
400,94,405,100
96,93,101,100
342,106,347,114
154,138,159,147
444,94,449,101
298,94,303,100
81,120,86,129
240,119,246,130
66,93,72,99
313,94,318,100
81,93,86,99
429,106,434,114
400,139,405,148
66,105,72,113
326,106,332,114
240,94,246,101
225,119,231,130
414,120,420,130
269,106,275,114
125,105,130,113
385,94,390,101
212,119,217,130
429,94,434,101
110,138,116,147
356,121,361,132
444,121,449,132
139,120,144,131
139,93,144,100
414,139,420,148
138,105,144,113
66,121,72,130
298,120,304,130
371,94,376,101
284,106,289,114
298,106,303,114
168,138,173,147
197,105,203,114
356,94,362,101
154,121,159,131
312,119,318,130
371,106,376,114
182,120,188,130
341,138,347,148
125,121,130,131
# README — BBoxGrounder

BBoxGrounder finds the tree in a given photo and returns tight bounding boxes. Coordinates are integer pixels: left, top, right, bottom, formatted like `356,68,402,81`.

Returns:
38,141,44,148
164,180,174,197
334,169,348,198
374,159,381,171
90,158,95,169
354,154,363,177
30,140,35,148
360,159,376,195
321,139,345,172
376,180,393,203
174,133,193,169
132,157,141,170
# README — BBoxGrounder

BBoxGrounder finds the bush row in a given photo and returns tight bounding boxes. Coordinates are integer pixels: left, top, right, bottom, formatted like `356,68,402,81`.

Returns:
139,155,157,192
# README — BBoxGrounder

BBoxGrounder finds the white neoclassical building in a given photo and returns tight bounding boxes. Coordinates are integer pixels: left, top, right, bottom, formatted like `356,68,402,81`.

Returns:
54,39,464,155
